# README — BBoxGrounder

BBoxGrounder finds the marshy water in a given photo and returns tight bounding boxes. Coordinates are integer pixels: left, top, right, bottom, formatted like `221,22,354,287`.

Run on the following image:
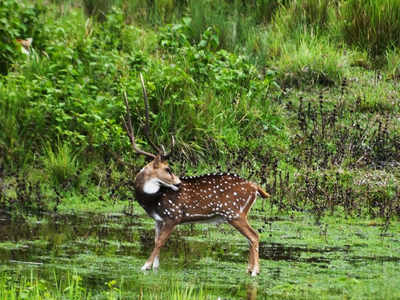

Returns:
0,209,399,299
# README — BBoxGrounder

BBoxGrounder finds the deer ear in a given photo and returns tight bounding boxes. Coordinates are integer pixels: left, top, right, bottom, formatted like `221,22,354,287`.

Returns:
153,155,162,168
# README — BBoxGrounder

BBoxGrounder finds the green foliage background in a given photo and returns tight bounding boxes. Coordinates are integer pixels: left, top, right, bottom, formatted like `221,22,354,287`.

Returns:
0,0,399,217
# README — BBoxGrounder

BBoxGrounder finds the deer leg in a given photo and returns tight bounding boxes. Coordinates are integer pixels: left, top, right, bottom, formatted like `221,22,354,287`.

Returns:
141,221,176,271
229,217,260,276
152,221,163,269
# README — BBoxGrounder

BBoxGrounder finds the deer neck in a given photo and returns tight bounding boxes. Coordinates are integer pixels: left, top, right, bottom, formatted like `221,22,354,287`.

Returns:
135,173,161,211
135,171,160,195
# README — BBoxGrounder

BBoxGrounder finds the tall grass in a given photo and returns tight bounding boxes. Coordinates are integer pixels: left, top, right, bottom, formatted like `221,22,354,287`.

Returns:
274,0,333,34
55,0,400,66
188,0,252,51
271,34,348,86
0,271,210,300
42,141,80,187
0,271,91,300
81,0,188,25
385,48,400,79
47,0,400,61
341,0,400,57
82,0,112,22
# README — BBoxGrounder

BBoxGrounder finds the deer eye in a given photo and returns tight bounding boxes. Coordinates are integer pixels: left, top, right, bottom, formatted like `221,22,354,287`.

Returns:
165,167,172,174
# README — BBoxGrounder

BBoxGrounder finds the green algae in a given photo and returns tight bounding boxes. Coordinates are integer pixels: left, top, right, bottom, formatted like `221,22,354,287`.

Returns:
0,202,399,299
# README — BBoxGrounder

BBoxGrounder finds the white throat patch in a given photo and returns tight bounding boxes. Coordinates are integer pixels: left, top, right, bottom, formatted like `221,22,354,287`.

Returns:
142,178,179,194
143,178,160,194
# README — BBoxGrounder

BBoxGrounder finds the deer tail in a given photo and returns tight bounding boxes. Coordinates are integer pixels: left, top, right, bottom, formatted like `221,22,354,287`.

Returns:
257,185,270,198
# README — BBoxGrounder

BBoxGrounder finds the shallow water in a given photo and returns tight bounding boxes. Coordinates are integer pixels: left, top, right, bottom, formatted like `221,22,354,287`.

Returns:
0,210,399,299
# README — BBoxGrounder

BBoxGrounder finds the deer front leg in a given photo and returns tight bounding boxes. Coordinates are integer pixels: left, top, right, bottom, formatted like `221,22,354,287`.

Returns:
141,221,176,271
152,221,163,269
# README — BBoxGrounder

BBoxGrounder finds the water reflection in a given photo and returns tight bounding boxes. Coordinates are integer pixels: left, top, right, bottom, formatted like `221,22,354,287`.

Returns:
246,282,257,300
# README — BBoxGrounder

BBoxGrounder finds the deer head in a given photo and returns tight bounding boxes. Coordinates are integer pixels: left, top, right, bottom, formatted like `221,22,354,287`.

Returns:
135,155,181,194
15,38,32,55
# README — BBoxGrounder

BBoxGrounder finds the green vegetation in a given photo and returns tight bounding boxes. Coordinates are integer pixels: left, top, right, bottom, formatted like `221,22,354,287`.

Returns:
0,209,399,299
0,0,399,298
341,0,400,57
1,0,398,218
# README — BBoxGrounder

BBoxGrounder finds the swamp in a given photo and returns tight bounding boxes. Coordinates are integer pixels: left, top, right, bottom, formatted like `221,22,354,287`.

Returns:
1,0,400,299
0,206,400,298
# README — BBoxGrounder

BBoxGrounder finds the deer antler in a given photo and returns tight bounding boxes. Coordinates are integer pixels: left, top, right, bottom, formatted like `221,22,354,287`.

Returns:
161,135,175,160
140,73,163,155
139,73,175,159
122,90,156,159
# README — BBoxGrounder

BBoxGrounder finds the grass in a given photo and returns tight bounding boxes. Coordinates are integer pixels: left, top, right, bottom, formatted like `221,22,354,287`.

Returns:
42,141,80,186
271,33,349,86
0,270,210,299
0,271,93,299
385,47,400,79
341,0,400,57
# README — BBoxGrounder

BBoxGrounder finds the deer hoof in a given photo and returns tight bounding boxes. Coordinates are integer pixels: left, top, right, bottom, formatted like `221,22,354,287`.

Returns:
141,262,152,271
250,267,260,277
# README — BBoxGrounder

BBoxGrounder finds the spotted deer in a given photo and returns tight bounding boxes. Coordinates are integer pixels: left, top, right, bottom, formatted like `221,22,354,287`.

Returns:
124,74,270,276
15,38,32,55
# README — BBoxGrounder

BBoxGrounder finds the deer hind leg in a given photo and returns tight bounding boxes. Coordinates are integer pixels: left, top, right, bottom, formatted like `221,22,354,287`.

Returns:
141,221,176,271
229,217,260,276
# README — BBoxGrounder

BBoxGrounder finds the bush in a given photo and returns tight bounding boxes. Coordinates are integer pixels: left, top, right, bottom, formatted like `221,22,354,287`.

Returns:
0,6,280,172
